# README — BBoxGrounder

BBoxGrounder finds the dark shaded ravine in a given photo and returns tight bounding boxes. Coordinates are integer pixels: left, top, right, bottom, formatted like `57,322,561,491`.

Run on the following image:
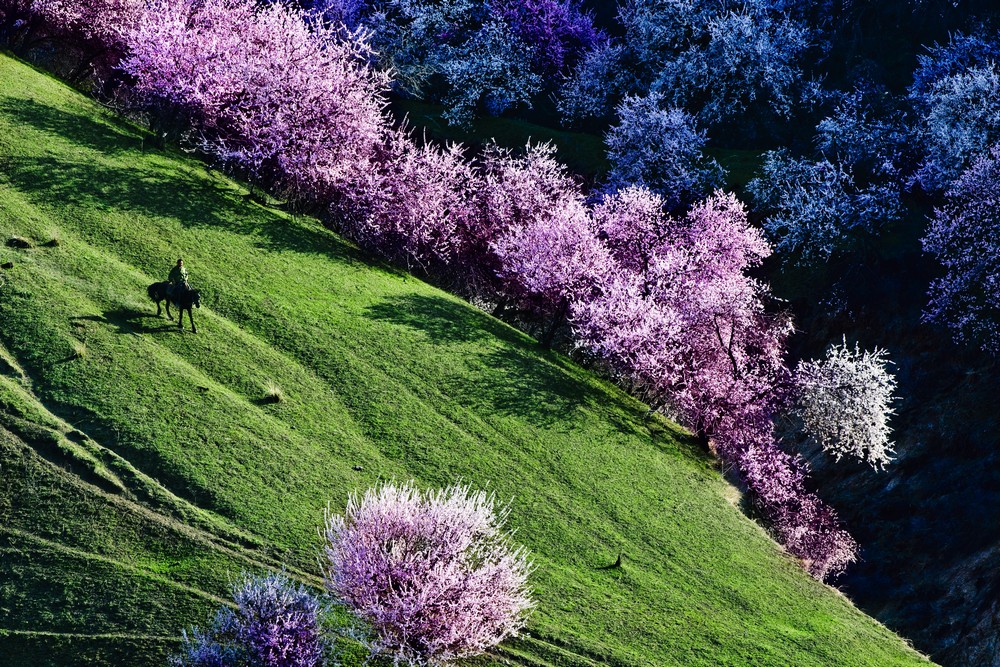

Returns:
773,221,1000,667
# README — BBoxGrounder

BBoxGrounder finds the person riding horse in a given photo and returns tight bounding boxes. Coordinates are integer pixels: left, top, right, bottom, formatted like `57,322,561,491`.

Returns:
168,258,189,297
149,258,201,332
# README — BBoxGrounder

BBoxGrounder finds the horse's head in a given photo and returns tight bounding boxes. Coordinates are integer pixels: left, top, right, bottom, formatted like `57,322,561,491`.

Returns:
192,290,201,308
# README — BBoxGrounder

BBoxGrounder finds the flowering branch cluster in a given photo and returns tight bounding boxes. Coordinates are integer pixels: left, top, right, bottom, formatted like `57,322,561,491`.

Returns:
173,573,328,667
324,482,534,666
794,338,898,470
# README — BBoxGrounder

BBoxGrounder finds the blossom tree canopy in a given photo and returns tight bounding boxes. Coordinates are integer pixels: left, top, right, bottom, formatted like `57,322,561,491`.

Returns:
794,338,899,470
324,482,534,666
923,144,1000,354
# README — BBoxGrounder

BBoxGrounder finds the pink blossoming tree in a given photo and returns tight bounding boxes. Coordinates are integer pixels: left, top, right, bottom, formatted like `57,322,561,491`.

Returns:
324,482,534,666
119,0,389,205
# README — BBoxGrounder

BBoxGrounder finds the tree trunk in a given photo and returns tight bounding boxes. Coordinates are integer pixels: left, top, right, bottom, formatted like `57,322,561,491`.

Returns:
540,298,569,349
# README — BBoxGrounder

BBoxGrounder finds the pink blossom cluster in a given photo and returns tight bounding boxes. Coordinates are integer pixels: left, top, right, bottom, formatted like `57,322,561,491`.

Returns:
30,0,143,46
576,189,856,578
14,0,857,578
119,0,389,203
324,482,534,665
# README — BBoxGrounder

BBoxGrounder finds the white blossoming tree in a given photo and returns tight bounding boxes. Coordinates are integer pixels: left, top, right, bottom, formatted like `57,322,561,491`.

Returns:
794,338,898,470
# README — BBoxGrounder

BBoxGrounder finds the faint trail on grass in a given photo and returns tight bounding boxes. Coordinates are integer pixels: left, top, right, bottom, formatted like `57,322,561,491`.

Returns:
0,629,180,641
0,526,231,606
2,422,322,588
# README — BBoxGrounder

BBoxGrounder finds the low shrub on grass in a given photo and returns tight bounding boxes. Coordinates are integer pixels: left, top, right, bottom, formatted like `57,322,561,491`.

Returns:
324,481,533,666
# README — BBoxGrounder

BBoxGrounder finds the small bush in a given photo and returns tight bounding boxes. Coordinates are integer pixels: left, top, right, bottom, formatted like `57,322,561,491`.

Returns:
324,481,534,666
172,572,328,667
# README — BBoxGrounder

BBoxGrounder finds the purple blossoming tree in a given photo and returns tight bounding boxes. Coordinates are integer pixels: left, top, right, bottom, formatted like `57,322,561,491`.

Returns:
923,144,1000,354
323,482,533,666
172,572,327,667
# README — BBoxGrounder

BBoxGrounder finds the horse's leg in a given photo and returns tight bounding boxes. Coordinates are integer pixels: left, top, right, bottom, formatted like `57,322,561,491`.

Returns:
190,308,196,334
178,307,184,330
166,298,173,320
155,298,162,317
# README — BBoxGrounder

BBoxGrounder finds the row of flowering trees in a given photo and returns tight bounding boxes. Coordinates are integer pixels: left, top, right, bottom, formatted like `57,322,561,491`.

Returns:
0,0,899,579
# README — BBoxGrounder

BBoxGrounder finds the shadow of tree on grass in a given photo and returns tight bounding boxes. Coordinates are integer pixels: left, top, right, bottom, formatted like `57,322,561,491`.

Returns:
365,293,653,437
0,97,374,267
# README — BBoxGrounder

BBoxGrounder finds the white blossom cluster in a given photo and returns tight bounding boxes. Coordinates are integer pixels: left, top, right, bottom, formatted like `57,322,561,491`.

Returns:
794,338,898,470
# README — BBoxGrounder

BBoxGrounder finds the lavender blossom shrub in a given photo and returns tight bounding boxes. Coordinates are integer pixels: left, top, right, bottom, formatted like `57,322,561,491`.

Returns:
324,482,533,666
491,0,603,77
794,338,898,470
923,144,1000,354
605,93,723,210
576,189,857,579
172,573,328,667
738,444,857,579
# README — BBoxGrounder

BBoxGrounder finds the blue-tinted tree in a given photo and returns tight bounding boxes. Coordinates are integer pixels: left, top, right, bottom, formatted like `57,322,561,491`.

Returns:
172,573,328,667
816,83,917,184
605,92,723,211
559,0,820,128
315,0,600,124
748,151,901,261
650,6,819,127
440,20,542,125
910,31,1000,191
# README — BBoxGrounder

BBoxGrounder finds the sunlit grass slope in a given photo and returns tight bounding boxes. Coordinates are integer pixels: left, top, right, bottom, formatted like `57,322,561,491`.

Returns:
0,54,930,667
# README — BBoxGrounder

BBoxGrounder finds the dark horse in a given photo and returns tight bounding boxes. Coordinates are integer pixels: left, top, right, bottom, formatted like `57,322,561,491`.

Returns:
147,281,201,333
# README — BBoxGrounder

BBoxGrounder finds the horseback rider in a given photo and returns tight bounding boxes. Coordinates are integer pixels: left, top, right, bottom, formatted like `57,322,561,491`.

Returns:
167,258,189,297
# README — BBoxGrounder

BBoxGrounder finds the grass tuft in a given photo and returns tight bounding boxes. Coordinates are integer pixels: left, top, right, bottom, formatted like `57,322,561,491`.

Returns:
263,382,284,404
69,339,87,359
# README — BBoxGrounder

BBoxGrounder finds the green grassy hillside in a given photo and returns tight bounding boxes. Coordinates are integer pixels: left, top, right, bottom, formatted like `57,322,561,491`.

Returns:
0,54,930,667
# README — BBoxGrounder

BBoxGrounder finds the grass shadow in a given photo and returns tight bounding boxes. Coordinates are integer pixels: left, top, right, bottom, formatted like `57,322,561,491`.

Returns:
364,292,501,345
365,293,653,434
0,97,374,266
0,98,143,155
